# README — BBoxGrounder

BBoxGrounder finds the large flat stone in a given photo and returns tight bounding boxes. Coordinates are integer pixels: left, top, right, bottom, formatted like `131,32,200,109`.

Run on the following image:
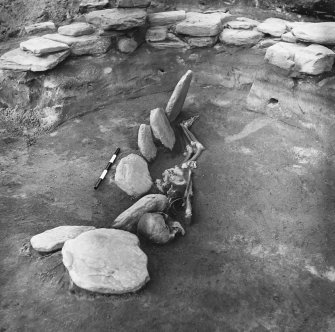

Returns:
43,33,111,55
62,229,149,294
0,48,70,72
257,18,288,37
86,8,147,31
20,37,69,56
116,0,151,7
148,11,186,27
24,22,56,35
150,108,176,149
31,225,96,252
138,124,157,162
115,154,153,197
220,29,263,46
165,70,193,121
175,12,222,37
292,22,335,45
58,23,95,37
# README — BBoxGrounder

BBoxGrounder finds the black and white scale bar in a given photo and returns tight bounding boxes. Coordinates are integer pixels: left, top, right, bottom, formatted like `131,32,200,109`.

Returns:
94,147,120,190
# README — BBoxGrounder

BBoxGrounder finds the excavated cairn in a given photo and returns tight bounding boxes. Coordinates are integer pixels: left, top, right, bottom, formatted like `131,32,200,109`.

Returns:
29,70,203,295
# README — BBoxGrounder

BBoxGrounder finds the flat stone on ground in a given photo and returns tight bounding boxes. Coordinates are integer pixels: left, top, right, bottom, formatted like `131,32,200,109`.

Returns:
20,37,69,56
292,22,335,45
150,108,176,149
62,229,149,294
0,48,70,72
175,12,222,37
58,23,95,37
116,0,151,7
31,225,96,252
86,8,147,31
165,70,193,121
220,29,263,46
43,33,111,55
138,124,157,161
115,154,153,197
257,18,288,37
148,11,186,26
25,22,56,35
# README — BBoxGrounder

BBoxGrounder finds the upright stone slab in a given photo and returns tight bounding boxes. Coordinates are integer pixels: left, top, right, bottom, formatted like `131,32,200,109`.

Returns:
138,124,157,162
150,108,176,150
292,22,335,45
86,8,147,31
31,226,96,252
220,29,263,46
165,70,193,122
116,0,151,7
148,11,186,26
175,12,222,37
115,154,153,197
20,37,69,56
0,48,70,72
257,18,288,37
62,229,150,294
58,23,95,37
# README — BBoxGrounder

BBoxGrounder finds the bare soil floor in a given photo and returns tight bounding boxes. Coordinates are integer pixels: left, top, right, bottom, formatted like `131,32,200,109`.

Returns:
2,43,335,332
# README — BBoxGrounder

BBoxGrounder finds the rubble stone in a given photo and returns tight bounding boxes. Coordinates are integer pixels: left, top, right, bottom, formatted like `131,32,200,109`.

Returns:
220,29,263,46
117,37,138,53
138,124,157,162
145,27,168,42
186,36,218,48
257,18,288,37
79,0,109,11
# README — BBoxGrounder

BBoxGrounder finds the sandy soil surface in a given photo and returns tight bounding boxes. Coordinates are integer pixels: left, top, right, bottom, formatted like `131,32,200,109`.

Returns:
1,43,335,332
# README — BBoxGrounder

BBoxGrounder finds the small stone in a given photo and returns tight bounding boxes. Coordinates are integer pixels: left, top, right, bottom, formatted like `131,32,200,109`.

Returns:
115,154,153,197
43,33,111,55
186,36,218,48
31,225,95,252
145,27,168,42
0,48,70,72
257,18,288,37
58,23,95,37
138,124,157,162
86,8,147,31
175,12,222,37
281,31,297,43
62,229,149,294
24,22,56,35
20,37,69,56
165,70,193,122
112,194,168,232
292,22,335,45
148,11,186,27
116,0,151,7
150,108,176,149
117,37,138,53
220,29,263,46
79,0,109,11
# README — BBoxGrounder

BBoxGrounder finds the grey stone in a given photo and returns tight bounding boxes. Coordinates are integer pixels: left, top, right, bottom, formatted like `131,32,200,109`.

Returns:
20,37,69,56
148,11,186,27
175,12,222,37
43,33,111,55
0,48,70,72
292,22,335,45
138,124,157,162
220,29,263,46
186,36,218,48
31,225,96,252
25,22,56,35
112,194,168,232
62,229,149,294
86,8,147,31
115,154,153,197
79,0,109,11
150,108,176,149
145,26,168,42
281,31,297,43
165,70,193,122
116,0,151,7
257,18,288,37
58,23,95,37
226,20,258,30
117,37,138,53
147,40,189,49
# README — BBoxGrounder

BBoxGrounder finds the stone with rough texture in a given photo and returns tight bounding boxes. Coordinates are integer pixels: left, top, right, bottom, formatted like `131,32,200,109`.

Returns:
220,29,263,46
20,37,69,56
226,20,257,30
145,27,168,42
0,48,70,72
116,0,150,7
186,36,218,48
204,10,232,23
62,229,149,294
117,37,138,53
138,124,157,162
175,12,222,37
31,226,96,252
79,0,109,11
165,70,193,122
58,23,95,37
281,31,297,43
25,22,56,35
257,18,288,37
292,22,335,45
236,17,260,26
148,11,186,27
86,9,147,31
43,33,111,55
147,40,189,49
294,44,335,75
115,154,152,197
112,194,168,232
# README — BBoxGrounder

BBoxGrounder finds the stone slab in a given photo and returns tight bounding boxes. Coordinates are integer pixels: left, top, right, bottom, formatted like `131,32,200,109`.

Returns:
292,22,335,45
79,0,109,11
20,37,69,56
116,0,151,7
148,11,186,27
58,23,95,37
138,124,157,161
186,36,218,48
220,29,263,46
257,18,288,37
24,22,56,35
145,26,168,42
